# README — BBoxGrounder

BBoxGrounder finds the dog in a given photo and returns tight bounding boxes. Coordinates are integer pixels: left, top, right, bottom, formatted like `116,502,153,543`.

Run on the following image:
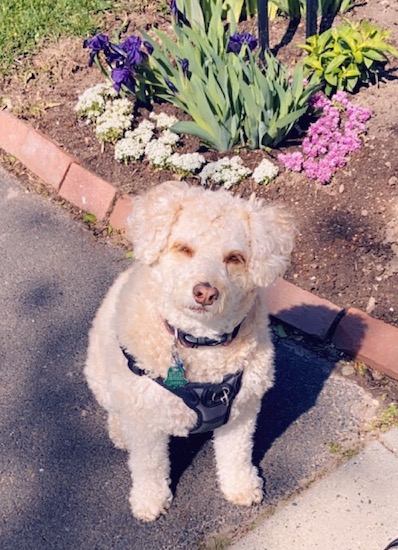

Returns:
84,180,296,521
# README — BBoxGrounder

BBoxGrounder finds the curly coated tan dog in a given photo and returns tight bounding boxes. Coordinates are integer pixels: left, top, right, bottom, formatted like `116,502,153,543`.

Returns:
84,180,296,521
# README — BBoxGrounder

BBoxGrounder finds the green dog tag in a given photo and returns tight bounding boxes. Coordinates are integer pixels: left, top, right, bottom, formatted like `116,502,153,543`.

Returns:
164,357,187,389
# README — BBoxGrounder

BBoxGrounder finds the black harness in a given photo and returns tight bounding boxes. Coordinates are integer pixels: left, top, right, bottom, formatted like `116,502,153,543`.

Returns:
120,321,244,434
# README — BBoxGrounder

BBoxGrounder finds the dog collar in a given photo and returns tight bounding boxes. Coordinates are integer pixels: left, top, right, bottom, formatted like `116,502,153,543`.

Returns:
164,319,243,348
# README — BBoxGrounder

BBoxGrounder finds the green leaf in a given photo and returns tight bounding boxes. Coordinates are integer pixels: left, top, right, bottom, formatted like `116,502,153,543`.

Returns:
363,56,374,69
342,67,361,78
205,70,226,118
346,76,359,92
324,54,348,73
291,64,304,98
304,57,324,71
362,49,387,62
275,106,308,130
172,121,226,151
83,213,97,223
224,0,244,24
178,0,206,30
324,72,338,86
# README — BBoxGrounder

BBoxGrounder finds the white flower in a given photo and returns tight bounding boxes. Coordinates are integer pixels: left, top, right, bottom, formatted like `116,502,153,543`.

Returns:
252,158,279,184
145,140,173,167
149,111,178,129
75,83,117,122
168,152,206,174
105,97,132,116
95,98,133,143
158,129,180,146
130,120,155,145
114,132,146,163
199,156,251,188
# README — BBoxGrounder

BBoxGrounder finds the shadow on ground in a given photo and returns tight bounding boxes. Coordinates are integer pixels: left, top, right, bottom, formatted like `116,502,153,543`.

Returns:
169,305,367,495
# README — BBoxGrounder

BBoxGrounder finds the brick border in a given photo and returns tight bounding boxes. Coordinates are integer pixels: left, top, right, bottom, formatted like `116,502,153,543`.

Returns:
1,110,398,380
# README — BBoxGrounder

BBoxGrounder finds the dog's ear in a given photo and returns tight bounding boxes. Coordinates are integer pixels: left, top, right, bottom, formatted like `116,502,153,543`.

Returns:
247,200,297,287
127,180,189,264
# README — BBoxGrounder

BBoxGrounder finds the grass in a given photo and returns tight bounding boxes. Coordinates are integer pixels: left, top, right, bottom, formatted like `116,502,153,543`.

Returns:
328,442,358,460
127,0,170,12
0,0,172,77
371,403,398,432
0,0,114,75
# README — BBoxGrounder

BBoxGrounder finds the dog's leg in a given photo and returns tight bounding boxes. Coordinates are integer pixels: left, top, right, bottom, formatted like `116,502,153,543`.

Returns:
213,407,263,506
107,412,126,450
125,427,173,522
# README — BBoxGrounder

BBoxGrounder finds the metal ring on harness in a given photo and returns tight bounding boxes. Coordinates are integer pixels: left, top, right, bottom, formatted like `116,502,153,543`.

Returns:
211,386,231,407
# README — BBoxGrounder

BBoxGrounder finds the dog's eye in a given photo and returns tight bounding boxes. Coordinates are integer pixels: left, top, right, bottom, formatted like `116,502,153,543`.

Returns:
224,252,246,265
173,243,195,257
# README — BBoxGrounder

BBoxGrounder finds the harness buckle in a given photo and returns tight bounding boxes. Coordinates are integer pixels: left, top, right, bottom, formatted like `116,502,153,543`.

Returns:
212,386,231,407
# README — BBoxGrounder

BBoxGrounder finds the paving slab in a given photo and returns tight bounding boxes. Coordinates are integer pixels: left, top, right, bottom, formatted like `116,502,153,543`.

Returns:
0,165,383,550
230,430,398,550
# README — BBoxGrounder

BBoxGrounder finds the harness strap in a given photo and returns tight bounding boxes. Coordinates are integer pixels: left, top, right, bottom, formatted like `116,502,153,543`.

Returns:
120,347,243,434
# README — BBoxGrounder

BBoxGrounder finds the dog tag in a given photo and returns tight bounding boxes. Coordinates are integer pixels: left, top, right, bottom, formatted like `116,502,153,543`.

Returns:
164,356,187,389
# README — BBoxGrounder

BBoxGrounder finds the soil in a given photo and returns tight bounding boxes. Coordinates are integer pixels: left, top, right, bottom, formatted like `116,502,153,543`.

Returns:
1,0,398,328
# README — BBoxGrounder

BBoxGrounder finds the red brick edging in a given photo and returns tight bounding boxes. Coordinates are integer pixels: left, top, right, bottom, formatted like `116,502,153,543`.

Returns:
1,109,397,380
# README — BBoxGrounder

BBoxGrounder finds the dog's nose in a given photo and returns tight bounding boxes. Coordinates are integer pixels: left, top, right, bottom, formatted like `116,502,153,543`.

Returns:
193,282,219,306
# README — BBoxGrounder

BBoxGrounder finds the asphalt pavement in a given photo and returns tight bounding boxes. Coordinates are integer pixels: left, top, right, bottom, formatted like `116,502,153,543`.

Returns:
0,165,395,550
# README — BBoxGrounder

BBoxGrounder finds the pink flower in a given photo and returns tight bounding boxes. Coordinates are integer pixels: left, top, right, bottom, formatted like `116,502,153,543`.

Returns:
302,158,319,180
332,91,349,107
281,92,371,184
310,92,330,110
278,151,303,172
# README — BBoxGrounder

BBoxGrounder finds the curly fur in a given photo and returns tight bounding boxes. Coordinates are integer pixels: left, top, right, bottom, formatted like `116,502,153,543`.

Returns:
84,180,296,521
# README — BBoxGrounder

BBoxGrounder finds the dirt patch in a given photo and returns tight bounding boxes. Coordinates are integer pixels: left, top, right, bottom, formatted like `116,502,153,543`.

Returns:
1,0,398,327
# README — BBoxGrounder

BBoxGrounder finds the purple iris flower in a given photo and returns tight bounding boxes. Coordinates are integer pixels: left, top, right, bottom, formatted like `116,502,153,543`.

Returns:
170,0,191,27
165,78,178,94
85,32,151,95
85,32,151,69
227,32,258,54
143,40,154,55
111,66,135,93
119,36,147,66
178,58,189,77
170,0,178,17
83,33,110,66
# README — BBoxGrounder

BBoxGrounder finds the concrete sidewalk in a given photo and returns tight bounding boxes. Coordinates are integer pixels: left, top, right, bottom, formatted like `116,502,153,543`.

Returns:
230,429,398,550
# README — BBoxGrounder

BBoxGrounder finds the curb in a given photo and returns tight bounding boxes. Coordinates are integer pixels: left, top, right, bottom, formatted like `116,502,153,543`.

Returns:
1,110,398,380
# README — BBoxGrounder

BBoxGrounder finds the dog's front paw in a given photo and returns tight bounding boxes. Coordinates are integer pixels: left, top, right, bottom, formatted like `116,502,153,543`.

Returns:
221,469,264,506
129,485,173,522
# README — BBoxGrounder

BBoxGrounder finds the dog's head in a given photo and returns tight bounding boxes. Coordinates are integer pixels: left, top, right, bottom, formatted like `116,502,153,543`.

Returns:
127,181,296,334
